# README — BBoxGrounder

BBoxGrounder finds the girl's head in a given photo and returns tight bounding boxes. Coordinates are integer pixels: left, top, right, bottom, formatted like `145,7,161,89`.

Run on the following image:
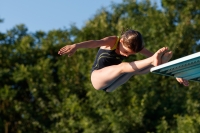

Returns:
120,30,144,53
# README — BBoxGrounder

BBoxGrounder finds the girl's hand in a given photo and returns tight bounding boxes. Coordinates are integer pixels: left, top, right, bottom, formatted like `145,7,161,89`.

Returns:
176,78,189,86
58,44,77,57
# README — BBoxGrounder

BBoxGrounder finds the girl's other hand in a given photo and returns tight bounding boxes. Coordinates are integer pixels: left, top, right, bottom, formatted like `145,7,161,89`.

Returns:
176,78,189,86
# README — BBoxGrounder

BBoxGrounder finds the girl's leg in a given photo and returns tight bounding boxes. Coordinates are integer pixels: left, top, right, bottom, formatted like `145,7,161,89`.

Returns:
91,47,168,90
104,51,173,92
105,66,152,92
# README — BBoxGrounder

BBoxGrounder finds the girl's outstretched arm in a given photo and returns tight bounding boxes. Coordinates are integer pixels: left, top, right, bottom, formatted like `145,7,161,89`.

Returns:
58,36,117,57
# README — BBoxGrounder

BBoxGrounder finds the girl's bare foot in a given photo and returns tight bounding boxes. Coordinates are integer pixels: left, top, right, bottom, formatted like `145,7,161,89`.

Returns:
151,47,168,66
162,51,173,64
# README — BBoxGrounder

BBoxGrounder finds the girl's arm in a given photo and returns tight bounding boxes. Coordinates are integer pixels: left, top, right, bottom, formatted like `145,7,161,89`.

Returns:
58,36,117,57
75,36,116,49
139,48,154,57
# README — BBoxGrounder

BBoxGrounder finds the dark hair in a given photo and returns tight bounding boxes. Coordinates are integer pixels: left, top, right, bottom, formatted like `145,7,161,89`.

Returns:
121,30,144,52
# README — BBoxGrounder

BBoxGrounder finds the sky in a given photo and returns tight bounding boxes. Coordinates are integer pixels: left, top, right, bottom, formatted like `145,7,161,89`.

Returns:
0,0,161,33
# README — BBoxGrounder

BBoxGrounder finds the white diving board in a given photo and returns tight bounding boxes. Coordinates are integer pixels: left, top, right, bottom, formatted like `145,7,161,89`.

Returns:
150,52,200,82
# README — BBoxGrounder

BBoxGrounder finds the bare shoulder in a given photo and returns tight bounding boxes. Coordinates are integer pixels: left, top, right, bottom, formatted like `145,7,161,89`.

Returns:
100,36,118,50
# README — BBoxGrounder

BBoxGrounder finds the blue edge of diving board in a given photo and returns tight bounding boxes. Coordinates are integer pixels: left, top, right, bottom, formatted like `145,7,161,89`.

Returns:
150,52,200,82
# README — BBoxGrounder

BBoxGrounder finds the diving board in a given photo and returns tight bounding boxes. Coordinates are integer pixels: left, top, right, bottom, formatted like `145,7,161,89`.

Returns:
150,52,200,82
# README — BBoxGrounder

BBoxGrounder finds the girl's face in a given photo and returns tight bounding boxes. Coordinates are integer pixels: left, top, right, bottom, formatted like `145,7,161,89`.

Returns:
118,39,135,57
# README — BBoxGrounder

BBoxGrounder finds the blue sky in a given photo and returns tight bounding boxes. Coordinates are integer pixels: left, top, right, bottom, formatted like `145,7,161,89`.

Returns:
0,0,160,33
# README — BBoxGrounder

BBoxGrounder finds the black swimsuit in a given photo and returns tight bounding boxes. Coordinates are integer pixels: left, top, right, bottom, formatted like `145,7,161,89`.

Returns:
91,37,126,72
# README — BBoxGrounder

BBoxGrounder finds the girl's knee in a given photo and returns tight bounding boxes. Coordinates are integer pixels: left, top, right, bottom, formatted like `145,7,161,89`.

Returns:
91,78,104,90
93,86,102,91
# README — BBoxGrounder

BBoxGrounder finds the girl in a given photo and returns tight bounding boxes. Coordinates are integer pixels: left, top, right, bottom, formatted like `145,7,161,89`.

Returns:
58,30,189,92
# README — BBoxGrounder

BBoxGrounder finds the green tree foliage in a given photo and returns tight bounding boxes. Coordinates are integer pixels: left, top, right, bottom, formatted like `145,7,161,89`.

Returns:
0,0,200,132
